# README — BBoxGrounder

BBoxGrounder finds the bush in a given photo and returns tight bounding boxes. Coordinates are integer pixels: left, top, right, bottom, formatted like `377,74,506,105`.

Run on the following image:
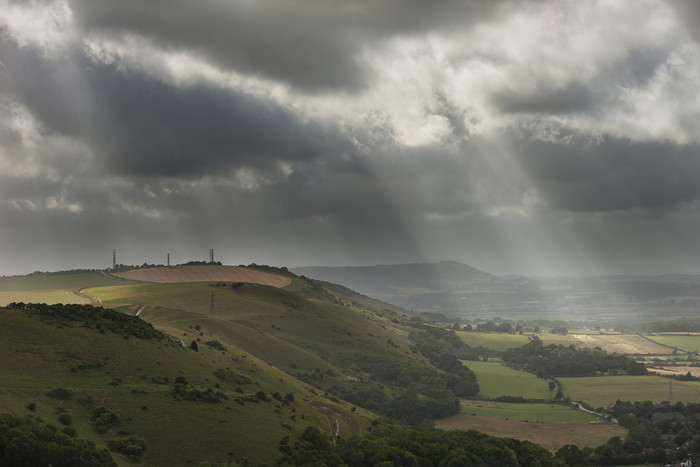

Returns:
108,435,147,460
58,413,73,426
90,407,119,434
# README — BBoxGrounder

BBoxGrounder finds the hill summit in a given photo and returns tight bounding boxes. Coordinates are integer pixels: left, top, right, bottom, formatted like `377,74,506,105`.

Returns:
293,260,496,295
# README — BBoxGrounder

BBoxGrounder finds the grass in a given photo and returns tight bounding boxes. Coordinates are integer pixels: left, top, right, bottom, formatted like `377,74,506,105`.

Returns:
0,272,140,291
458,401,599,423
0,289,91,307
463,361,552,400
559,375,700,408
644,334,700,353
456,332,530,351
0,306,373,466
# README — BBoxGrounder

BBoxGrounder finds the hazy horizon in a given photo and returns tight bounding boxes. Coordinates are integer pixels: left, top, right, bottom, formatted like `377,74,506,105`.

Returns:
3,1,700,278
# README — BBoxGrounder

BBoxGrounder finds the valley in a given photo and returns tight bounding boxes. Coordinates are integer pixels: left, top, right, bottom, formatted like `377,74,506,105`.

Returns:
2,264,700,466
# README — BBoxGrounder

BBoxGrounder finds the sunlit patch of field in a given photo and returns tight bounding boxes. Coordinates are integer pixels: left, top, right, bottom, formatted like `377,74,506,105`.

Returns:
436,414,625,452
559,375,700,407
540,333,672,355
463,361,551,400
0,289,91,307
456,331,530,351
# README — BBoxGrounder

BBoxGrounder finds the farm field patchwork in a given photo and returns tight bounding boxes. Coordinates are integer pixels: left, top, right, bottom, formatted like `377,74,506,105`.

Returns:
456,331,530,351
463,361,552,400
559,375,700,407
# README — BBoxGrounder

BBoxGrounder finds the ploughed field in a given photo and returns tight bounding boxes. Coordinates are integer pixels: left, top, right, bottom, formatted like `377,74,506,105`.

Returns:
112,265,291,287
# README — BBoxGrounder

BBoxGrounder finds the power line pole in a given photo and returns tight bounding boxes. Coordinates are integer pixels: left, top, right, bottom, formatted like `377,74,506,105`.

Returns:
210,291,215,319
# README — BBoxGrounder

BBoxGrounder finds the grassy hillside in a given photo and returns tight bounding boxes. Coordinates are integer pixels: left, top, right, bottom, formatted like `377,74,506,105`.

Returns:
0,303,373,466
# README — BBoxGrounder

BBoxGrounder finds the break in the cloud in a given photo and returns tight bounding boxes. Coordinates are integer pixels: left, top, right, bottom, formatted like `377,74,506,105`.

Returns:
1,0,700,277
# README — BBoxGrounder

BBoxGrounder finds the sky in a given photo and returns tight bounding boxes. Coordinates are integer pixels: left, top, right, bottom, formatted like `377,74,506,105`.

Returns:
1,0,700,277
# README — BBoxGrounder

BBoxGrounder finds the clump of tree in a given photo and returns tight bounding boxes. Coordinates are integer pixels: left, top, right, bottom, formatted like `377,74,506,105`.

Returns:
0,413,116,466
8,303,164,340
90,407,119,434
502,337,647,377
280,425,562,466
108,435,147,461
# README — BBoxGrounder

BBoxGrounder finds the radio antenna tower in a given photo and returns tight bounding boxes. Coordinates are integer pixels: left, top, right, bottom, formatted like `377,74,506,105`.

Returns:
210,248,214,263
112,249,116,269
210,291,215,319
167,253,170,267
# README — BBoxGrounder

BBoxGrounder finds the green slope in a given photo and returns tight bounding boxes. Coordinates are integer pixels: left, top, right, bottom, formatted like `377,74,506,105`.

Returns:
0,304,374,466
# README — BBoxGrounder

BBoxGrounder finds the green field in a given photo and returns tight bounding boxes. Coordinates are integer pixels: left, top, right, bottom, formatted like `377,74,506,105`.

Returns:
0,272,140,291
560,375,700,407
645,334,700,353
459,401,599,423
456,331,530,351
464,361,552,400
0,288,91,306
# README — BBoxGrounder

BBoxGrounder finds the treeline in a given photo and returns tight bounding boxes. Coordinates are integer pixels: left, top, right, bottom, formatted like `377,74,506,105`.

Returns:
279,424,562,466
502,337,647,377
556,400,700,465
25,268,101,276
0,413,116,467
7,303,164,340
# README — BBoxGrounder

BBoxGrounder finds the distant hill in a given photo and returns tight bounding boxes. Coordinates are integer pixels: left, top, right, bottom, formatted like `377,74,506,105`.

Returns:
293,261,496,295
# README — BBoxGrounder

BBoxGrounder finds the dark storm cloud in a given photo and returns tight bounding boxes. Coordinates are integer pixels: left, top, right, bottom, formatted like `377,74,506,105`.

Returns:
0,38,352,177
67,0,502,92
515,132,700,213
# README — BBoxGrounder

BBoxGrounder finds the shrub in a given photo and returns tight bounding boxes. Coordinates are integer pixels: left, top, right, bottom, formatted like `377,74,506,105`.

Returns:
108,435,147,461
58,413,73,426
90,407,119,434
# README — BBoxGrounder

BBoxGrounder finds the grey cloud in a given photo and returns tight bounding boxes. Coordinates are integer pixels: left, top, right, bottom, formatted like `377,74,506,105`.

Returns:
67,0,502,92
492,81,597,115
0,38,352,178
674,0,700,42
515,132,700,213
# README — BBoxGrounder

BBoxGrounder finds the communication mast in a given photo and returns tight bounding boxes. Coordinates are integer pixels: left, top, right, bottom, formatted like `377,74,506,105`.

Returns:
209,248,214,263
167,253,170,267
112,249,116,269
